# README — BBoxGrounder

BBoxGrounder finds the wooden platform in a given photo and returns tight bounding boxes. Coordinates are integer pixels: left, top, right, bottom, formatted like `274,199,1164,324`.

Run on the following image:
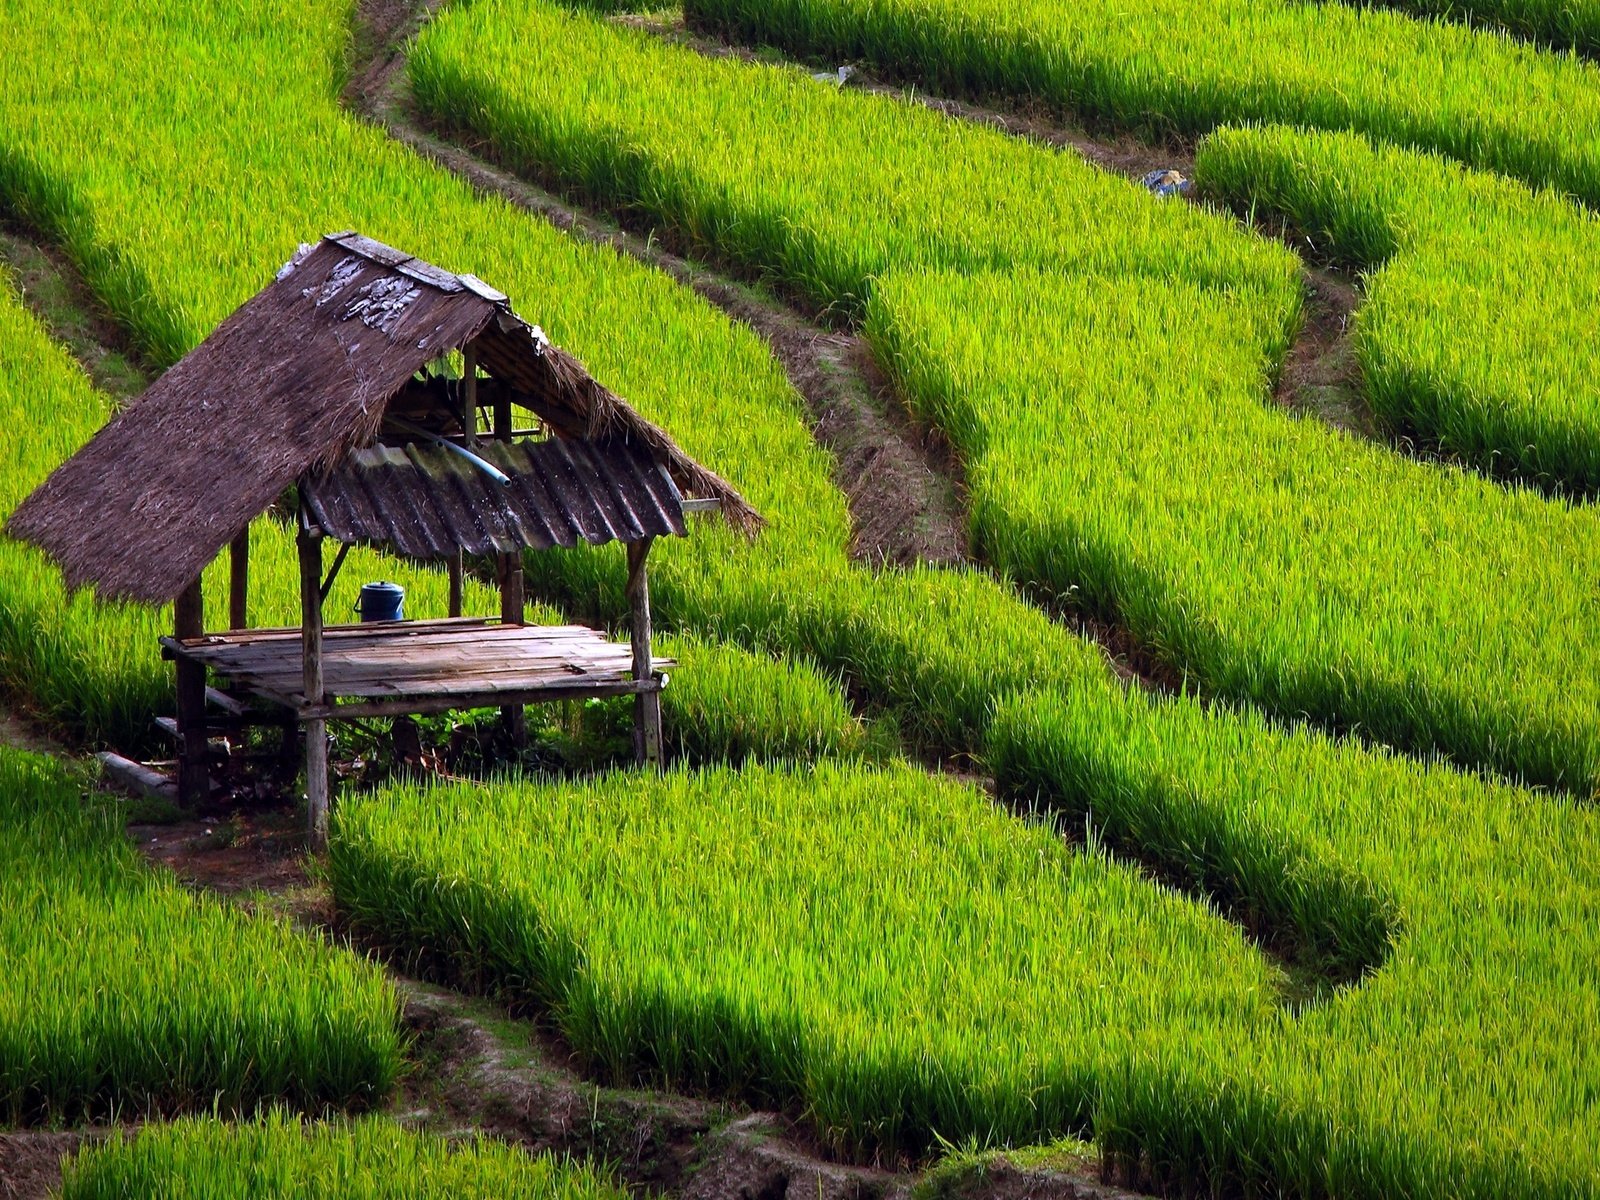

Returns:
161,618,670,720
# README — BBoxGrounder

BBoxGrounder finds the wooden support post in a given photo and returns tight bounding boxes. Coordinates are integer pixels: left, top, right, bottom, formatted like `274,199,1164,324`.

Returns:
498,552,527,746
299,525,330,849
492,363,527,744
626,537,662,768
228,526,249,631
462,342,478,448
450,345,476,624
173,576,210,807
448,551,464,619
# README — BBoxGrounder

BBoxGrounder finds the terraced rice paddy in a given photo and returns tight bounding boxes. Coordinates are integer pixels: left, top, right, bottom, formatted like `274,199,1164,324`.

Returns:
60,1113,623,1199
0,747,399,1122
1,0,1598,1196
412,0,1600,793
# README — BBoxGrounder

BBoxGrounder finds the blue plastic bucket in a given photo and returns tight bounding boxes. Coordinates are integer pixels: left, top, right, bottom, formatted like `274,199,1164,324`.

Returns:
356,581,405,623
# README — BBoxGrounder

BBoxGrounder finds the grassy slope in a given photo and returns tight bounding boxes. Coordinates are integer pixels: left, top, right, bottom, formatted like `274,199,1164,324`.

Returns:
411,0,1600,794
61,1112,623,1199
0,747,400,1122
1199,124,1600,495
684,0,1600,203
5,0,1600,1195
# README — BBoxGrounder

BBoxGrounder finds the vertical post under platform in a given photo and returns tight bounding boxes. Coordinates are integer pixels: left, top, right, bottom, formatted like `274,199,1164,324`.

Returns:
626,537,662,769
448,552,464,619
299,525,329,849
229,526,249,631
174,576,210,807
494,364,527,746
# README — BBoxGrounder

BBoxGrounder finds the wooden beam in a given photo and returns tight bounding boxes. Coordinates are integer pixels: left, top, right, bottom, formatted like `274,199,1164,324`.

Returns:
299,526,330,849
228,526,249,631
298,678,660,722
173,575,210,807
98,752,177,804
493,377,528,743
626,537,663,769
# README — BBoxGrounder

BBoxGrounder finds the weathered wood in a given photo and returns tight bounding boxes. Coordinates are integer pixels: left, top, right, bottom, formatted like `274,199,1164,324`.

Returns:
626,537,663,768
173,576,210,806
228,527,249,631
98,752,177,804
205,686,248,717
299,679,662,721
299,526,329,849
448,551,464,619
319,541,352,604
462,341,478,449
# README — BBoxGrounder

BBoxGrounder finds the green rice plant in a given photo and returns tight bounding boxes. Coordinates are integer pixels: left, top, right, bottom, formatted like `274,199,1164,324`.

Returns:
13,2,1600,1194
0,0,1122,767
655,633,865,762
1359,0,1600,54
330,745,1600,1197
62,1111,623,1199
1199,123,1600,495
0,747,400,1122
407,0,1600,792
328,761,1282,1157
683,0,1600,206
408,0,1300,322
988,687,1600,1199
868,267,1600,793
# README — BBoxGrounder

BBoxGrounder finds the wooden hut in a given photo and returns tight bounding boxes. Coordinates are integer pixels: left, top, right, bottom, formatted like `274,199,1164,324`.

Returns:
6,232,757,843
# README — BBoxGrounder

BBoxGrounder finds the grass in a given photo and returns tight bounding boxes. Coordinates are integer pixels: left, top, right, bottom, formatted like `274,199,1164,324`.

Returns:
329,746,1600,1197
989,687,1600,1199
0,747,400,1124
1365,0,1600,54
867,267,1600,794
9,0,1600,1194
1198,123,1600,496
327,762,1281,1158
408,0,1300,321
61,1111,624,1199
683,0,1600,206
412,0,1600,793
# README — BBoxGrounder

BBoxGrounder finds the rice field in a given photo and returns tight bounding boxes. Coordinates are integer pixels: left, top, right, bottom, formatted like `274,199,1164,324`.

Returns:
684,0,1600,204
61,1112,623,1199
329,750,1600,1196
2,0,1598,1196
410,0,1600,794
0,747,400,1122
1198,124,1600,495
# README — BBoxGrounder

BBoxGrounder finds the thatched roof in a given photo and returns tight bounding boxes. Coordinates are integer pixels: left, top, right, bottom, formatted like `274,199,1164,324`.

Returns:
6,233,757,604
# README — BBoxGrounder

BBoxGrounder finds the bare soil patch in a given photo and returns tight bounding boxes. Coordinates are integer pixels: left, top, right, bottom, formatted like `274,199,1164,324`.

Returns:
0,1132,94,1200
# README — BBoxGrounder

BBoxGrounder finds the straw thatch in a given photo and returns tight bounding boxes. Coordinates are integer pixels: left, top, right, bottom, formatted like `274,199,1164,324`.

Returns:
6,233,758,604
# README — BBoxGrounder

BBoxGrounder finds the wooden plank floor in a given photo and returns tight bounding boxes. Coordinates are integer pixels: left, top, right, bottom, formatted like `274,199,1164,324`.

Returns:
170,620,671,703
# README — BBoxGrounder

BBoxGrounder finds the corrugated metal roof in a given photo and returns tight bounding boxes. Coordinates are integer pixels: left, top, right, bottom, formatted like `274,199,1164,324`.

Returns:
301,436,687,558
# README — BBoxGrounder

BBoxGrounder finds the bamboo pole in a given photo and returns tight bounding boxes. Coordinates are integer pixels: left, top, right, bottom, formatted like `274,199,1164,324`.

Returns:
626,537,662,768
299,525,329,849
174,575,210,806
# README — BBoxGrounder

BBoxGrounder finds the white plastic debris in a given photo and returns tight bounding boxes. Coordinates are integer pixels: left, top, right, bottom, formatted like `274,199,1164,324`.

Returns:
811,65,855,87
